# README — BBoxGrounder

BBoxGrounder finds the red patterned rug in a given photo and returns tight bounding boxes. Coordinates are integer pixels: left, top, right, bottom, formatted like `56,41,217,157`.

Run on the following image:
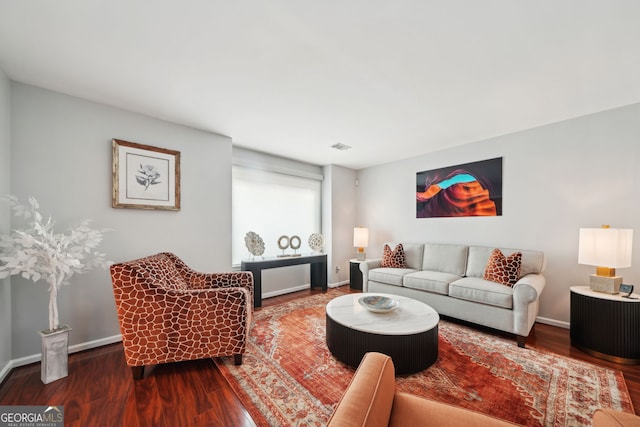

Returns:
215,290,634,426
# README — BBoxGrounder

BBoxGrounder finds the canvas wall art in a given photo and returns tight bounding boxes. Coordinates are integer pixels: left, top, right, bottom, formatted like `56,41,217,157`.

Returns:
112,139,181,210
416,157,502,218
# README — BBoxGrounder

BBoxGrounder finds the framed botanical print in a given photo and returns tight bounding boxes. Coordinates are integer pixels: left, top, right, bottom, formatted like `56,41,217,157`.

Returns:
112,139,181,210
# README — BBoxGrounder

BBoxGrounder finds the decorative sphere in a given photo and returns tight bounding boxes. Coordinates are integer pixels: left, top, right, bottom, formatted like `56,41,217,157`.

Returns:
308,233,324,252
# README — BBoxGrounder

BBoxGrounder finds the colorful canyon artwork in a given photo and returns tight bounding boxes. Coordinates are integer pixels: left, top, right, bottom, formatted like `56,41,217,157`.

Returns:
416,157,502,218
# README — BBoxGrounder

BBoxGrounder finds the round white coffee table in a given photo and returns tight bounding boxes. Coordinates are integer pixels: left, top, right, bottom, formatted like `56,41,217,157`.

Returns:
325,293,439,374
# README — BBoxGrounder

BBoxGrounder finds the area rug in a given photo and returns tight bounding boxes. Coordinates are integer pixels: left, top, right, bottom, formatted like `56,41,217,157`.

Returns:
215,291,634,426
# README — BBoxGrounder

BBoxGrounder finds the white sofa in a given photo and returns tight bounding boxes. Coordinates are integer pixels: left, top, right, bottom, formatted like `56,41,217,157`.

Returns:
360,243,546,347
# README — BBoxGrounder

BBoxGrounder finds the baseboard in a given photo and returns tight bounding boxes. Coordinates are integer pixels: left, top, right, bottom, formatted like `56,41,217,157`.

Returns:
536,316,570,329
0,360,12,385
329,281,348,288
262,281,349,299
0,334,123,384
262,284,312,299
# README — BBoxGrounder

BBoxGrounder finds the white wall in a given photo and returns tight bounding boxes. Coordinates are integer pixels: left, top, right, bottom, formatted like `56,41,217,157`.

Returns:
356,103,640,325
0,69,11,377
323,165,358,284
10,83,233,358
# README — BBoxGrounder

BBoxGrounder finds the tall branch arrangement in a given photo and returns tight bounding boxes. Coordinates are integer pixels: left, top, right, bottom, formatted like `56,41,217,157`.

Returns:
0,196,111,332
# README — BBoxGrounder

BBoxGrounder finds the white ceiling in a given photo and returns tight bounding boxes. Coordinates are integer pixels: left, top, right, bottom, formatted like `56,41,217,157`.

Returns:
1,1,639,170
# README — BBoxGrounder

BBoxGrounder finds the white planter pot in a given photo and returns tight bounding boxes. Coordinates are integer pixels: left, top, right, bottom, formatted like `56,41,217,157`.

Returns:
39,325,71,384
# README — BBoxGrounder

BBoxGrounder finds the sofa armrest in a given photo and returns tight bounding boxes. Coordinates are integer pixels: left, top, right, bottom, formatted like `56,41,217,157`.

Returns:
359,259,382,292
513,273,546,305
327,352,395,427
512,273,546,338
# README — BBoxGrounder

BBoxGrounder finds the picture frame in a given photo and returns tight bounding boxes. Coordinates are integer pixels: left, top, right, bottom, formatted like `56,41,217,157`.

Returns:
112,139,181,210
416,157,502,218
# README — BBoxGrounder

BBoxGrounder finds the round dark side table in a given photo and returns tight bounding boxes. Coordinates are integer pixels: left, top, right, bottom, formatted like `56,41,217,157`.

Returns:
570,286,640,365
349,259,365,291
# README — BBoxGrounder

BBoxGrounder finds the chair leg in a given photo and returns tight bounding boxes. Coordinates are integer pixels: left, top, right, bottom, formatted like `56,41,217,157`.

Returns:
131,366,145,380
234,354,243,366
517,335,527,348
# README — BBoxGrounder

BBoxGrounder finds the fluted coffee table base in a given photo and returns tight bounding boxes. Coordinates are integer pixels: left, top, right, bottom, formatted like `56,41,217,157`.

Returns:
325,293,439,375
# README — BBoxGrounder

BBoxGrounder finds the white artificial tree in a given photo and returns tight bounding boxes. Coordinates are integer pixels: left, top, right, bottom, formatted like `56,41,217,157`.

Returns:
0,196,110,332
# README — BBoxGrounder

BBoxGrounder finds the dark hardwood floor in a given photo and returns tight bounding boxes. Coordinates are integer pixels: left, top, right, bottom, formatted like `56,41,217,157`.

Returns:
1,286,638,426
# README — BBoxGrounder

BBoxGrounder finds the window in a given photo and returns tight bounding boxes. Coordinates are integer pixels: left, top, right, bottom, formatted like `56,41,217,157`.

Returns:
232,165,322,265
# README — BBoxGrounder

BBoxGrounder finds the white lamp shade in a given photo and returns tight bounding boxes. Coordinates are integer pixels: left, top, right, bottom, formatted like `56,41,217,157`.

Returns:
353,227,369,248
578,228,633,268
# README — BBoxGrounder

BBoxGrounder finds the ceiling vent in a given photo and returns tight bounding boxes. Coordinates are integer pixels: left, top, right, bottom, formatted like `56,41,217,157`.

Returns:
331,143,352,151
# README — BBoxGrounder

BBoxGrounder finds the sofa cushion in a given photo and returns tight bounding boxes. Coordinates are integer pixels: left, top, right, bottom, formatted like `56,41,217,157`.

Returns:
483,249,522,287
449,277,514,309
382,244,407,268
422,243,468,276
403,271,462,295
385,242,425,270
466,246,545,278
370,268,418,287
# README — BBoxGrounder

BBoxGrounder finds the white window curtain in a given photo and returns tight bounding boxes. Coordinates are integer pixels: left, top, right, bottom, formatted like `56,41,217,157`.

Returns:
232,165,322,265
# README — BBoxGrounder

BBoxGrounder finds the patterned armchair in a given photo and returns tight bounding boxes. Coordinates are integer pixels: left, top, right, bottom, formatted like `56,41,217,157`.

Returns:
110,252,253,379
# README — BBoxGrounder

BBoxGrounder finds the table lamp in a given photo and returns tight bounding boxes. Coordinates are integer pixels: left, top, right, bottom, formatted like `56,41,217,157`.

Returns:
353,227,369,261
578,225,633,293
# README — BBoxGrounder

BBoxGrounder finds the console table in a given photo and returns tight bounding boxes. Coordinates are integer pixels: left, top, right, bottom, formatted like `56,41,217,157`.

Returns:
570,286,640,365
241,254,327,308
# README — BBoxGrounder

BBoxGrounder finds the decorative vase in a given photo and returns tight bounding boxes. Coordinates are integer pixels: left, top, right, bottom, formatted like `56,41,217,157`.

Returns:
39,325,71,384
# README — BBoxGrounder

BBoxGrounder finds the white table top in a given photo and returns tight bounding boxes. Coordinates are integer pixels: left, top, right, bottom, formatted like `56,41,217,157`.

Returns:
571,286,640,302
326,293,439,335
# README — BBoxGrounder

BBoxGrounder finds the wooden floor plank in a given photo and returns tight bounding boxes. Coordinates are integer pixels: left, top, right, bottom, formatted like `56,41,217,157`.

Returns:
154,360,216,426
132,375,167,427
0,285,637,427
203,387,257,427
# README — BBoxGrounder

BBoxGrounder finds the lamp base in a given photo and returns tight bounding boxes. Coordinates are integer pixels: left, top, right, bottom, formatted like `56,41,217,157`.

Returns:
589,274,622,294
356,251,366,261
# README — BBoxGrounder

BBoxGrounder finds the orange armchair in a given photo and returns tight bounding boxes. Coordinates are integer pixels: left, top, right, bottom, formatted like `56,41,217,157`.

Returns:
110,252,253,379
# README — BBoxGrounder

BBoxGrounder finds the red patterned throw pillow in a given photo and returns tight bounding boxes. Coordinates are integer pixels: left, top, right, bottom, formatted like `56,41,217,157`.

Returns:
483,248,522,287
381,244,407,268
